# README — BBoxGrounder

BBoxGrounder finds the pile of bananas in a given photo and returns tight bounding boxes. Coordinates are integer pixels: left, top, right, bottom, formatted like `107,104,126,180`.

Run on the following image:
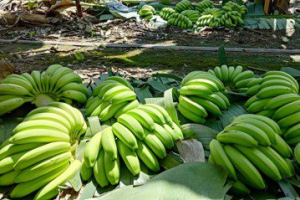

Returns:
81,104,183,186
175,0,194,13
195,0,214,12
139,5,156,20
209,65,255,92
159,7,176,21
85,77,138,122
178,71,229,123
209,114,294,193
244,71,299,145
196,8,224,27
0,64,88,116
167,13,193,29
220,2,247,27
181,10,201,23
0,102,86,200
222,1,247,16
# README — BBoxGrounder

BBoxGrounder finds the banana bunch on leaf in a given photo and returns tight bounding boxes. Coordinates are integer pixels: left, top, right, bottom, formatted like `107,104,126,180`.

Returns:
209,114,294,194
175,0,194,13
159,7,176,21
81,104,183,187
178,71,229,123
0,102,86,199
196,8,224,27
139,5,156,20
168,13,193,29
181,10,200,23
209,65,255,92
221,2,247,27
222,1,247,17
195,0,214,12
85,77,138,122
0,64,88,116
244,71,300,145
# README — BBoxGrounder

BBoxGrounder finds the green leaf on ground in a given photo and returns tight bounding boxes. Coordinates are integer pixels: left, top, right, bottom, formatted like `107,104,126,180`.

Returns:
88,162,229,200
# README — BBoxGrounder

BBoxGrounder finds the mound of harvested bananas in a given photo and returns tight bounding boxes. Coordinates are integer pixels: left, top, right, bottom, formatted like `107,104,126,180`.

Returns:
159,7,176,20
0,102,86,200
244,71,300,145
209,65,255,92
139,5,156,20
0,64,88,116
178,71,230,123
181,10,201,23
196,8,224,28
209,114,294,193
167,13,193,29
195,0,214,12
85,77,138,121
175,0,194,13
81,104,183,186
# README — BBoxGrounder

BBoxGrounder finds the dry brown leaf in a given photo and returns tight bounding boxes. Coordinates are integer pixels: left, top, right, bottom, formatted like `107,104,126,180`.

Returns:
0,60,16,81
176,139,205,163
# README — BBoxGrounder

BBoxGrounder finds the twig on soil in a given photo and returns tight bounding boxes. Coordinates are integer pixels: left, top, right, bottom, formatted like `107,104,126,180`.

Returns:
0,39,300,54
248,66,269,72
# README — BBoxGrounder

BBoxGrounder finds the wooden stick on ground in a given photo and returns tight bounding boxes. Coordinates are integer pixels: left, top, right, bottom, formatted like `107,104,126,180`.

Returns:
0,39,300,54
75,0,83,17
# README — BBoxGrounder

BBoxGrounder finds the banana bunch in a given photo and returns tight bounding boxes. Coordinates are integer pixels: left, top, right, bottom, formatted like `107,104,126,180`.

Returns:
168,13,193,29
181,10,201,23
178,71,229,123
221,1,246,27
244,71,300,146
210,114,294,192
175,0,194,13
0,102,86,199
196,8,224,27
222,1,247,17
209,65,255,92
195,0,214,13
159,7,176,21
85,76,138,122
139,5,156,20
0,64,88,116
81,104,183,186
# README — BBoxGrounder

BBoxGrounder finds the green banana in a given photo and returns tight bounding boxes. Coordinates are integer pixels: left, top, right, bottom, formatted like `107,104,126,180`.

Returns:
234,145,281,181
33,160,81,200
217,130,258,147
136,140,160,172
104,151,120,185
126,108,155,131
144,129,167,159
116,140,140,176
153,123,174,149
14,142,70,170
209,139,237,180
224,145,265,189
112,122,138,150
224,123,271,146
0,170,20,186
84,131,102,168
264,93,300,110
102,127,118,160
118,113,145,140
9,129,70,144
15,152,72,183
257,146,293,178
0,143,43,160
93,150,109,187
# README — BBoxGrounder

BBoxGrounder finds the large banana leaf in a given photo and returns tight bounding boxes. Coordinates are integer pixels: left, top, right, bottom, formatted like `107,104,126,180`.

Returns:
88,162,230,200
